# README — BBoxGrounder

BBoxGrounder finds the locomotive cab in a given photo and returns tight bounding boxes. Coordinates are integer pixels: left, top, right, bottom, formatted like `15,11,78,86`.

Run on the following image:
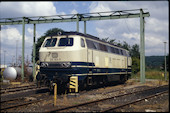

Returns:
39,35,87,62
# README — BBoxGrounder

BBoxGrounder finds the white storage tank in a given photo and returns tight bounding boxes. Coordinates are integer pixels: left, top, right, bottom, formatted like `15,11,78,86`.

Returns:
3,67,17,80
3,66,33,80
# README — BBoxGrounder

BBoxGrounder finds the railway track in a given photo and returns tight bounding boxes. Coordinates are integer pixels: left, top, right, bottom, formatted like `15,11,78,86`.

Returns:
0,84,37,94
0,92,50,112
45,85,169,112
101,90,168,112
0,84,47,95
0,83,126,112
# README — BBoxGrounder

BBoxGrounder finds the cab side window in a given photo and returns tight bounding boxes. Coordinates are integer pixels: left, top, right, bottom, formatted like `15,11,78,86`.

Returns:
81,38,85,48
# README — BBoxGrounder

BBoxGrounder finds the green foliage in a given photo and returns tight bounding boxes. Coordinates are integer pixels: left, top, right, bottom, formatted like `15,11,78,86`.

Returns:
133,69,169,80
102,37,109,42
130,44,140,58
102,37,116,44
34,28,64,62
109,39,116,44
131,57,140,74
121,41,131,51
146,56,164,70
44,28,64,36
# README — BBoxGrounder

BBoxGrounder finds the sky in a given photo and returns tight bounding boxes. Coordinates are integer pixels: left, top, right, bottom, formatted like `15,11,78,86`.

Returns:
0,1,169,66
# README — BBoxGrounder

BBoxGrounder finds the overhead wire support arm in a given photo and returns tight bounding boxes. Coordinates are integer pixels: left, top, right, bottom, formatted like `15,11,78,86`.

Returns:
58,15,64,19
0,9,150,25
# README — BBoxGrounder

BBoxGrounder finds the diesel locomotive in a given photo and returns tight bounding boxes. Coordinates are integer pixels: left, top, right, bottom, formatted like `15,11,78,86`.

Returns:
36,31,132,92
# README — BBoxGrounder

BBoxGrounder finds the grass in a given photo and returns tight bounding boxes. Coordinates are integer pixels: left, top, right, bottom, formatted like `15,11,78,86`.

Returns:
131,69,169,81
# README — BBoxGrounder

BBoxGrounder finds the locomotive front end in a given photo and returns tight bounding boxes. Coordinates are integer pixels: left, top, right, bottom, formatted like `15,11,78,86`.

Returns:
37,32,86,92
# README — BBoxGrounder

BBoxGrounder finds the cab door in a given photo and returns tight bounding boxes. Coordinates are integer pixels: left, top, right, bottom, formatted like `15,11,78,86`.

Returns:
87,49,93,64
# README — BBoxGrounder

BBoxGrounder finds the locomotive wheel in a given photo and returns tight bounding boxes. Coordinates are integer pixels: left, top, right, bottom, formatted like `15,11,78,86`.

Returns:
49,81,54,92
44,79,50,87
82,81,87,90
120,75,127,83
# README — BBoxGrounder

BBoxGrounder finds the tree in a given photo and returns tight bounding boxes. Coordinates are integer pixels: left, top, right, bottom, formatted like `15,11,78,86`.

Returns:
109,39,116,44
130,44,140,74
101,37,110,42
121,41,131,51
131,57,140,74
102,37,116,44
130,44,140,58
34,28,65,62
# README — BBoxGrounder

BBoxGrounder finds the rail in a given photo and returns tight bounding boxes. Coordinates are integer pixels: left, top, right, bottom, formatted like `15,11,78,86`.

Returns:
45,85,168,112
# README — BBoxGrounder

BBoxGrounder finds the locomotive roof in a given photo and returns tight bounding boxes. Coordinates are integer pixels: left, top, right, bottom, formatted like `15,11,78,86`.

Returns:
49,31,126,50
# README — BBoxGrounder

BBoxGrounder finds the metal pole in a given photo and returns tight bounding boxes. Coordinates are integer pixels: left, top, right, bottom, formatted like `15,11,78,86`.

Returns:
12,55,15,65
4,50,6,68
76,14,79,32
16,40,18,66
84,21,86,34
0,25,1,68
21,17,25,82
140,9,145,83
143,16,145,82
164,42,167,81
33,24,36,81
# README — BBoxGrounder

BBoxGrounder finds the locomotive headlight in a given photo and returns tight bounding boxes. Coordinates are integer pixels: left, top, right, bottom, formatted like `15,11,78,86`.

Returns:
40,63,45,67
66,62,71,67
45,63,49,67
41,62,48,67
62,62,71,68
